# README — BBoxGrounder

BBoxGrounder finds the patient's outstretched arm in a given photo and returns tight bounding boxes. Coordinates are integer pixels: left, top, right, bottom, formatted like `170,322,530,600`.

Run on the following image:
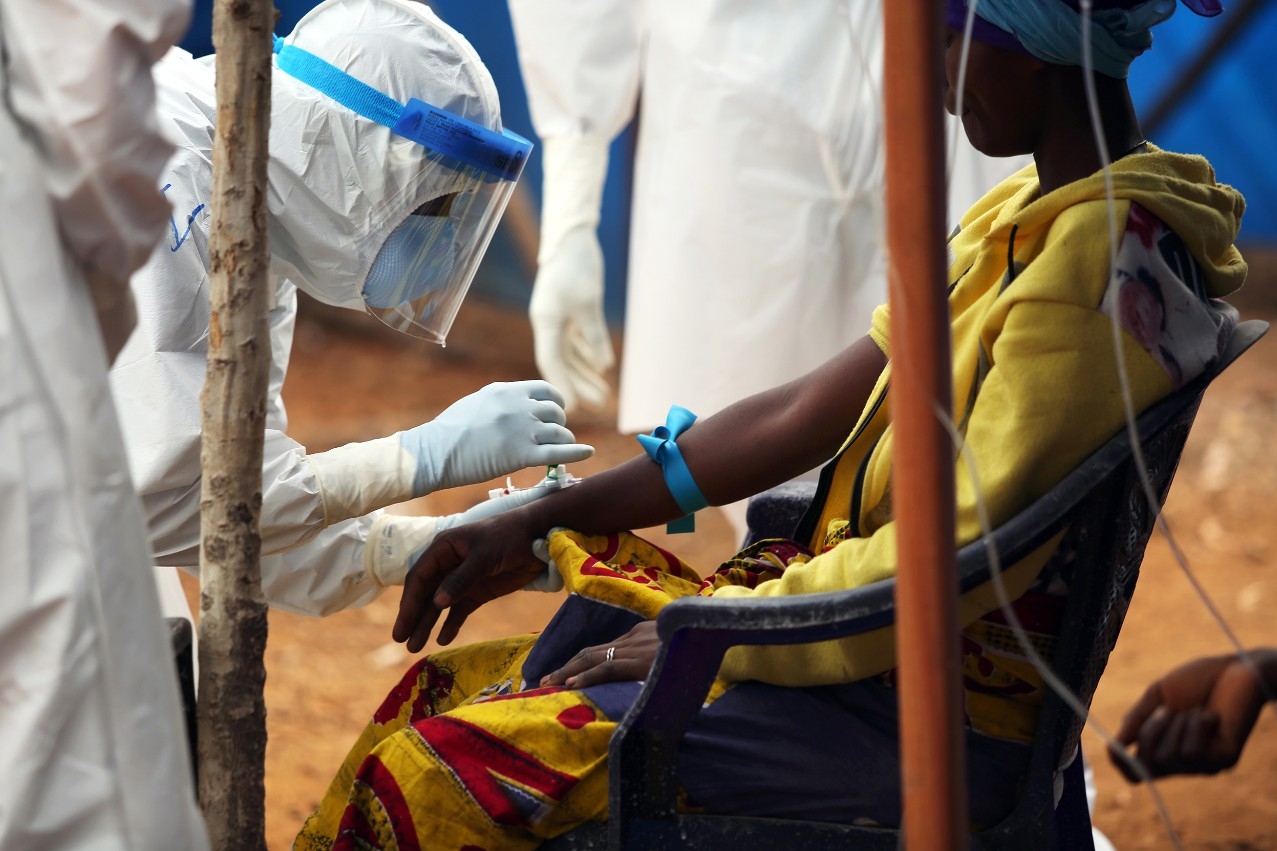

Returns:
395,334,888,650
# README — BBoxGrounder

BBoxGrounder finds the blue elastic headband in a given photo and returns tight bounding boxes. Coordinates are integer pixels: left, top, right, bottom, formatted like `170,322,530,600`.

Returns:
272,35,530,181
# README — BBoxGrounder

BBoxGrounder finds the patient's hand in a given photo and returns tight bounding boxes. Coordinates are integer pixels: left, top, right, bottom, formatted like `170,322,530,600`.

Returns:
1110,650,1276,780
393,512,545,651
540,621,660,689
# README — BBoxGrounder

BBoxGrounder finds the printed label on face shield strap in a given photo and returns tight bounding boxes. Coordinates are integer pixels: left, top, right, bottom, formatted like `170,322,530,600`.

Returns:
392,99,531,182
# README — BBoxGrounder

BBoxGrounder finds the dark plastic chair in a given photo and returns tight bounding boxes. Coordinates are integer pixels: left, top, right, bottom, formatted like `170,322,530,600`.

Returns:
543,319,1266,851
168,616,198,782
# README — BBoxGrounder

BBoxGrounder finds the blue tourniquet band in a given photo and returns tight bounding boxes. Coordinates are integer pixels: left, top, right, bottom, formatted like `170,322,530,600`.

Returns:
272,36,531,180
637,406,709,517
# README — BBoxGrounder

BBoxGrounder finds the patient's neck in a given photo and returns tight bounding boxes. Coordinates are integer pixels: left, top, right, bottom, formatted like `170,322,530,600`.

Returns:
1034,72,1143,195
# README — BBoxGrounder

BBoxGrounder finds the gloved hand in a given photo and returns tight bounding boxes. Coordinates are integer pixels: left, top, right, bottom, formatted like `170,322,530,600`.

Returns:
364,484,555,588
306,380,593,525
529,134,616,411
400,380,593,493
524,528,567,593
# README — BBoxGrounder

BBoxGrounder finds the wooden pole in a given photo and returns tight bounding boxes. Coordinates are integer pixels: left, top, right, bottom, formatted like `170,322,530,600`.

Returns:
197,0,274,847
882,1,968,848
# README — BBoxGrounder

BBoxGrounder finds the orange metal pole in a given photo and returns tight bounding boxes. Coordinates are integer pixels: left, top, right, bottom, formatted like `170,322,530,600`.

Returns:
882,1,968,849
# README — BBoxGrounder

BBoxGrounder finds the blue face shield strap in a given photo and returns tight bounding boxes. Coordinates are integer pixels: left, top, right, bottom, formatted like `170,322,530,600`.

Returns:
272,35,530,180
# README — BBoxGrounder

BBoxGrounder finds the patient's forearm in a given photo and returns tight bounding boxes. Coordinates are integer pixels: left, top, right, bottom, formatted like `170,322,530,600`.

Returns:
525,335,886,537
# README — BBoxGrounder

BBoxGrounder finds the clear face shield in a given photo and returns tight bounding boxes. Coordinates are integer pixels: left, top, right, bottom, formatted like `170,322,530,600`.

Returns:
274,36,532,343
359,101,530,342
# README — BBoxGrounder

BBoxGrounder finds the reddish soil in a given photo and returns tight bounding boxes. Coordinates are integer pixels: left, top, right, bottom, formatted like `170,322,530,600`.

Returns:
182,287,1277,850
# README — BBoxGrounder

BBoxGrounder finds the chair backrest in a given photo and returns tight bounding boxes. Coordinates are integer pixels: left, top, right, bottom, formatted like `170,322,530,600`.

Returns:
973,319,1266,849
974,373,1201,848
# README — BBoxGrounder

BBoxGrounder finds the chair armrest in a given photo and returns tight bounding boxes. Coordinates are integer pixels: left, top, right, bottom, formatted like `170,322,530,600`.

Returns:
609,582,897,830
657,582,896,644
647,582,897,729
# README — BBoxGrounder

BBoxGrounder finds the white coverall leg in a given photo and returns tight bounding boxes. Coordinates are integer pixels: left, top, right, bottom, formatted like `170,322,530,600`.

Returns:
0,0,209,848
511,0,1029,541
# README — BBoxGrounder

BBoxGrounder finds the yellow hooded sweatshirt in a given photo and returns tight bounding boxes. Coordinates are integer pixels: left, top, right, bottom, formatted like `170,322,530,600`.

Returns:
714,147,1245,738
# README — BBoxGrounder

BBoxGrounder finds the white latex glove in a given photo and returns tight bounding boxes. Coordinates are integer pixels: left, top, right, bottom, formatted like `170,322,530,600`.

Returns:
365,485,555,588
307,380,593,524
524,527,567,593
530,135,616,410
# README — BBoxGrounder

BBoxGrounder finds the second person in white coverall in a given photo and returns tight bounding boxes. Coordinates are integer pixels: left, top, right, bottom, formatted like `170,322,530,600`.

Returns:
0,0,209,847
509,0,1027,538
111,0,593,620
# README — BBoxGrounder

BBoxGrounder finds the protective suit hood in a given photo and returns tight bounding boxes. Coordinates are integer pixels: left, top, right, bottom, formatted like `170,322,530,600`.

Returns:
268,0,503,312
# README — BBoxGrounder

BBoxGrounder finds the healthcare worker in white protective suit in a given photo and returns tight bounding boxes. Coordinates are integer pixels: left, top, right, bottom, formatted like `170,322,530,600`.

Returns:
111,0,593,622
510,0,1028,538
0,0,210,848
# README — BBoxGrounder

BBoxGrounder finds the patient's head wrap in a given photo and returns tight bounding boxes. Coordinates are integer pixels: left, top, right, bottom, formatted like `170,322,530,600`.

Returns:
945,0,1223,79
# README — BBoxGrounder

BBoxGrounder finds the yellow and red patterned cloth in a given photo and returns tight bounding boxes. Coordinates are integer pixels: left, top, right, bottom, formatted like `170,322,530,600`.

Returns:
294,530,800,851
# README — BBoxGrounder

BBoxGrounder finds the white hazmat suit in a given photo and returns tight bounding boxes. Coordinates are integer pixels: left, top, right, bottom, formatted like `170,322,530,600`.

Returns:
112,0,591,620
510,0,1026,536
0,0,209,848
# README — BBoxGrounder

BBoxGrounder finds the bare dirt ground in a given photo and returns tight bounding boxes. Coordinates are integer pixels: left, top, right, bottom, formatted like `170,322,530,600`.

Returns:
185,281,1277,850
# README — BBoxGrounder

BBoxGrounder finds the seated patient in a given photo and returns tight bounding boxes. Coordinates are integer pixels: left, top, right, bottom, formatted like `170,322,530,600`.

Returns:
297,1,1244,848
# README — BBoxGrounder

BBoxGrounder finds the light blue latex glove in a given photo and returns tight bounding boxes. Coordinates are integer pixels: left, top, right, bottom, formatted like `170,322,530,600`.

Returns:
399,380,593,496
429,483,553,546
